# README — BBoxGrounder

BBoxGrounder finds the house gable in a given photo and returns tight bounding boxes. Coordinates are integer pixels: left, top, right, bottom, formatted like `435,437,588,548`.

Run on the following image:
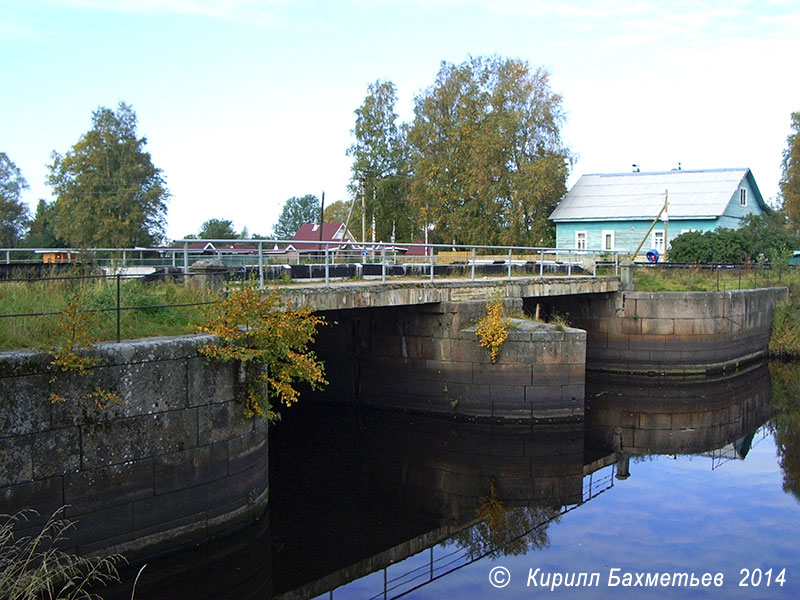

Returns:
550,168,768,253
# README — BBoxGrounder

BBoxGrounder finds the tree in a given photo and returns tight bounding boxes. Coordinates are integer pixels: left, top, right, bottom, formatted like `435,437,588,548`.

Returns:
408,56,572,246
348,80,414,242
198,218,237,239
23,199,64,248
781,112,800,229
272,194,320,239
667,212,799,264
323,199,352,225
0,152,30,247
47,102,168,247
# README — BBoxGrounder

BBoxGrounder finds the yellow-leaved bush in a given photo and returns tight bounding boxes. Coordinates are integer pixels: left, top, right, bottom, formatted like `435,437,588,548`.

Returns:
475,297,509,363
48,289,122,409
197,283,327,421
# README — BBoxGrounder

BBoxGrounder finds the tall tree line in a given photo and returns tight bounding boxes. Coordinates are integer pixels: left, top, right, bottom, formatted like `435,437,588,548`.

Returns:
347,55,573,246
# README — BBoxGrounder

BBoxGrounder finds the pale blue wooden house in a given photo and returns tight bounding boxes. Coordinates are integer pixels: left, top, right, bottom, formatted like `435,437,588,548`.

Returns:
549,168,768,257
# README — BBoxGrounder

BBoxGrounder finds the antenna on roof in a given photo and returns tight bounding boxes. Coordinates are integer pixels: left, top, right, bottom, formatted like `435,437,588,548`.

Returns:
632,164,640,172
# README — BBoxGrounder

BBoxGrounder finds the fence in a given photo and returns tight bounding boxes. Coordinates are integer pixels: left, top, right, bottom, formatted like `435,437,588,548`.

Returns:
1,241,622,288
634,262,792,291
0,270,217,349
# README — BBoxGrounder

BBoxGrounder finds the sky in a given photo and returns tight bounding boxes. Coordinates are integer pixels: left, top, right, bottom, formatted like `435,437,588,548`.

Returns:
2,0,799,242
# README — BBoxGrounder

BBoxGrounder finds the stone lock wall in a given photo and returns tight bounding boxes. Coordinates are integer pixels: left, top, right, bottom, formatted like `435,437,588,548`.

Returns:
0,334,268,559
316,300,586,421
530,288,788,375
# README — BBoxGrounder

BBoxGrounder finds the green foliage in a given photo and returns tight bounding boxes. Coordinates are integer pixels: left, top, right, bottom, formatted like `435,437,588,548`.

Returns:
322,200,351,225
668,212,799,264
408,56,571,246
198,218,237,239
272,194,321,239
47,102,169,247
770,302,800,357
0,152,30,247
0,508,125,599
0,274,210,350
23,199,65,248
348,80,415,242
781,111,800,229
767,362,800,501
197,283,327,420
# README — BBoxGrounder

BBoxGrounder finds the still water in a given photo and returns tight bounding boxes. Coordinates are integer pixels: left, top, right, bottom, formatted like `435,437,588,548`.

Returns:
112,361,800,599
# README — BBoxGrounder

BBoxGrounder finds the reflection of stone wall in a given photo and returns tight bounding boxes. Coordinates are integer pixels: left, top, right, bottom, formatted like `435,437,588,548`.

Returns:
359,411,584,525
529,288,787,375
585,363,773,455
315,300,586,421
0,335,268,559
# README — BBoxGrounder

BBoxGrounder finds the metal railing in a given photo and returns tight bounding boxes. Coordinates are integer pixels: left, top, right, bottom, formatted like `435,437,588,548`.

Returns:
1,242,622,288
0,270,215,345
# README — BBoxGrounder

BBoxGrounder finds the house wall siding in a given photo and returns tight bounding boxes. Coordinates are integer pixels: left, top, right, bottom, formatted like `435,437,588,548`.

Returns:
556,219,718,254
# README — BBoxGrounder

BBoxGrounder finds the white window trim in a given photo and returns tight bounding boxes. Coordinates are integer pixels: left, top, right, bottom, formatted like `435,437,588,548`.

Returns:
575,231,587,251
601,230,615,252
652,230,665,252
739,188,747,207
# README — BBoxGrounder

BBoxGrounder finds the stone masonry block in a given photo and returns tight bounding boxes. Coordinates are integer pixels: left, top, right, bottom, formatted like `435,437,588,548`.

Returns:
153,442,229,495
473,363,533,386
0,434,32,486
64,458,154,516
33,426,81,479
0,373,51,436
81,408,198,468
188,356,235,407
639,318,675,336
198,401,256,446
0,476,64,526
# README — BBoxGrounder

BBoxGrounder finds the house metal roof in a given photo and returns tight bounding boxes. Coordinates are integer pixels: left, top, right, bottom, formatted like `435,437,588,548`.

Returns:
549,168,766,222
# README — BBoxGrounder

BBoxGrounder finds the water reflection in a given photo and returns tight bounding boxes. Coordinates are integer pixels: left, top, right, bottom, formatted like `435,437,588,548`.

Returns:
105,361,796,600
585,363,774,474
769,362,800,501
270,407,584,598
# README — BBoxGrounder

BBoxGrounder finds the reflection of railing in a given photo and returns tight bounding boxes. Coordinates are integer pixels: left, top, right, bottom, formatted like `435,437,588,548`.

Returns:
317,466,617,600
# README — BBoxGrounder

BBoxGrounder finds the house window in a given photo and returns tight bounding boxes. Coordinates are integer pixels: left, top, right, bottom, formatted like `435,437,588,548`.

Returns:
740,188,747,207
653,230,665,253
602,230,615,252
575,231,587,250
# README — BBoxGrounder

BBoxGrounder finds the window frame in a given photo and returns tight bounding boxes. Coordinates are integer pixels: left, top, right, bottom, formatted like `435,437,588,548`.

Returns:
601,229,615,252
575,231,587,251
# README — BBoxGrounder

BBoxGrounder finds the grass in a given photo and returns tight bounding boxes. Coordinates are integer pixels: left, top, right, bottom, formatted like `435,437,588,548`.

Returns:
0,272,215,350
0,508,125,600
633,264,793,292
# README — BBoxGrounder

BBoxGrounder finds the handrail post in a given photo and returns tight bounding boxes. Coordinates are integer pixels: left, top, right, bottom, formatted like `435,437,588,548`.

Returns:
116,273,121,343
471,248,476,281
325,246,330,286
540,249,544,276
593,251,597,276
183,242,188,273
429,248,434,283
258,242,264,289
615,252,619,277
507,248,512,280
381,245,386,283
568,250,573,277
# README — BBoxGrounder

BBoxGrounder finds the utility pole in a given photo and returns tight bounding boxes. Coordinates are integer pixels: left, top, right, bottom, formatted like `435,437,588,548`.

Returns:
360,176,366,243
663,189,669,261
